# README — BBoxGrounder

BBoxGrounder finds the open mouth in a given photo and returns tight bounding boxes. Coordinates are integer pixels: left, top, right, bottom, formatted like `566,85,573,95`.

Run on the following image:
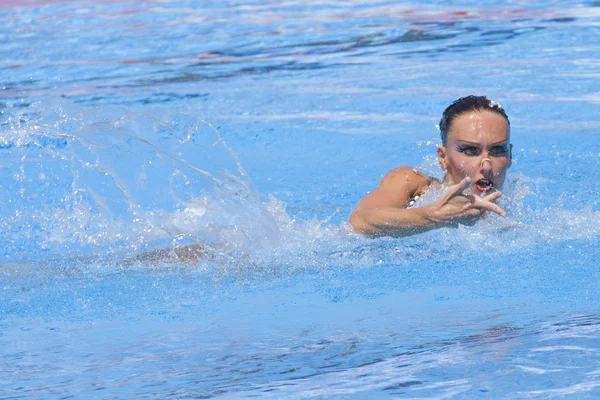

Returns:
475,178,494,193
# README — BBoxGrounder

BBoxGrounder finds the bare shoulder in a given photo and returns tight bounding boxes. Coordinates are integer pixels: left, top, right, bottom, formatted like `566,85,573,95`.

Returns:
379,166,432,192
353,166,433,210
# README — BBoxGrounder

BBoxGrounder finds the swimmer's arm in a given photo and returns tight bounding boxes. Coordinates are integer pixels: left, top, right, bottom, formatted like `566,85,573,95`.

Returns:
349,169,506,237
350,206,441,237
349,167,435,237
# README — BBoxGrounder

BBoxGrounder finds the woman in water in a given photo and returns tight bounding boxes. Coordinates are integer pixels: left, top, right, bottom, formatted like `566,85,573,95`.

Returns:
349,95,512,237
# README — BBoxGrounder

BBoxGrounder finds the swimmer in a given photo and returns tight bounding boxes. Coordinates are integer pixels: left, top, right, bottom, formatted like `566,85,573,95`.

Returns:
349,95,512,237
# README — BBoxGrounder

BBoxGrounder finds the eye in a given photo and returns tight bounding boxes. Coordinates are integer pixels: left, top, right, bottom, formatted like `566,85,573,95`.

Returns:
457,145,479,156
489,146,508,156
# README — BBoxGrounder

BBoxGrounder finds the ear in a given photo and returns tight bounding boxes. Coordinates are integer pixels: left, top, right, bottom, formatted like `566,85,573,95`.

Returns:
437,144,448,171
508,143,513,169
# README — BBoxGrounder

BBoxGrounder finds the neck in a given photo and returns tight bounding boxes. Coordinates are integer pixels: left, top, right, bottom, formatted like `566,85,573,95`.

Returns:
442,173,454,186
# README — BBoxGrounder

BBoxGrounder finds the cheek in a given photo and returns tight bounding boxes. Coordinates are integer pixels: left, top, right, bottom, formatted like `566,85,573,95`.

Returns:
493,159,510,174
449,156,477,172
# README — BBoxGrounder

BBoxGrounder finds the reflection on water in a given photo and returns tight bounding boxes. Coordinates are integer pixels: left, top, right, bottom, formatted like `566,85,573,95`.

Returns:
2,304,596,398
190,311,599,398
1,1,599,106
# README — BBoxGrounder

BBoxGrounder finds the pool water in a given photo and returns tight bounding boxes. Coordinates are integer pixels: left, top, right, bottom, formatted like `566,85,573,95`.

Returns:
2,0,600,398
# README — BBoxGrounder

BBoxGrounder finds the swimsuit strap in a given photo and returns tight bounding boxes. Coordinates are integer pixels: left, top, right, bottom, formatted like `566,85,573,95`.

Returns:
408,195,420,208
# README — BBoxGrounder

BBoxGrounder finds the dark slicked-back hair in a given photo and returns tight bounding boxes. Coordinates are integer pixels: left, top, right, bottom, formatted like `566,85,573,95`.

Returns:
439,95,510,144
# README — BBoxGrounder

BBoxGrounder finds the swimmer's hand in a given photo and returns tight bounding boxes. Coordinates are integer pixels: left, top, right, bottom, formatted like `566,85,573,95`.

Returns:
425,177,506,226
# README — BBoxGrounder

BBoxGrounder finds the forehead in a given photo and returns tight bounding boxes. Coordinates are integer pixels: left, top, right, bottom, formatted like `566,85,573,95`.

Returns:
447,110,510,143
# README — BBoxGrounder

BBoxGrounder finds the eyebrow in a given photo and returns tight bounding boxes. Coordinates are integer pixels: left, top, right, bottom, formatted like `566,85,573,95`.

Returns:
455,140,508,146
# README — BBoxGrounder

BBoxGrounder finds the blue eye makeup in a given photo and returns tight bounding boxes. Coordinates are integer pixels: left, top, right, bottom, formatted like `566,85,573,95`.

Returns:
456,144,480,156
455,142,509,157
489,144,509,156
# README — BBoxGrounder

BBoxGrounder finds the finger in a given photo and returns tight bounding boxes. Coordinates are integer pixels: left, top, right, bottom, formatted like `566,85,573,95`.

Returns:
483,191,502,203
474,198,506,217
461,194,476,211
444,177,472,200
464,207,483,217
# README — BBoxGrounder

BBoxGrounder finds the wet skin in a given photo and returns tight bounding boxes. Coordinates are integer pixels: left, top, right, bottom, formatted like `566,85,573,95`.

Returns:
349,109,512,237
437,110,512,195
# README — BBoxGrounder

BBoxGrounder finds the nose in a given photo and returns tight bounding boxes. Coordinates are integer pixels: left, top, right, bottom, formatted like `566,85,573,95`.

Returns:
480,157,492,176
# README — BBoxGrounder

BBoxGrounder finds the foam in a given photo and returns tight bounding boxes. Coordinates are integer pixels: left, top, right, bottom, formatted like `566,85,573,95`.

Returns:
2,99,600,274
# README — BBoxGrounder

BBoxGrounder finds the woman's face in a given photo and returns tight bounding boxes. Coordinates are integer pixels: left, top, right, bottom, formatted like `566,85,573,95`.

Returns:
437,110,512,193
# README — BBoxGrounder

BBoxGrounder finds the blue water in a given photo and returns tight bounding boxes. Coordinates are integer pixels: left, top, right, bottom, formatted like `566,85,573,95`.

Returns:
2,0,600,398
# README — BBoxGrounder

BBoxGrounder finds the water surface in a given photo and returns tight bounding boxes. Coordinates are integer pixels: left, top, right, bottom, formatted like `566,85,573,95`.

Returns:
2,0,600,398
